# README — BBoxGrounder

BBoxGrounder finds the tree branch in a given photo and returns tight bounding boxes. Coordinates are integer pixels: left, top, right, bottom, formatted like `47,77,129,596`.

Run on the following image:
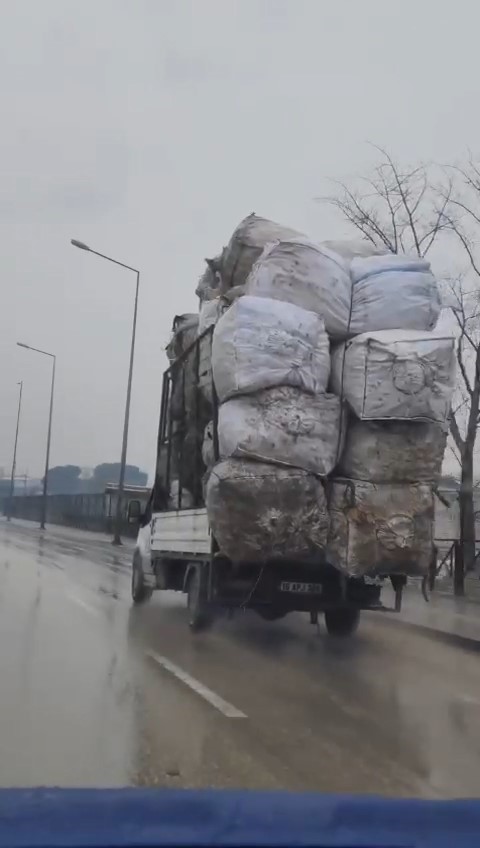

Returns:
452,312,474,397
376,146,423,256
419,179,452,255
447,196,480,228
450,411,465,455
443,213,480,279
325,187,396,252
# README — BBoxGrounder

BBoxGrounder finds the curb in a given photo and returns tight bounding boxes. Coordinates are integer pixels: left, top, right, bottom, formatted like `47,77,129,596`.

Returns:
382,613,480,652
433,588,480,606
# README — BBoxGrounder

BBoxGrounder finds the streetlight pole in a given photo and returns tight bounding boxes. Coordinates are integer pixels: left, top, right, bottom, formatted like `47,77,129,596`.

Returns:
71,239,140,546
7,380,23,521
17,343,56,530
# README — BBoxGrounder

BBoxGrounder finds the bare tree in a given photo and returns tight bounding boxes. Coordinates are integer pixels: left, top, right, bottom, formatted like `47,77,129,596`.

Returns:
439,158,480,572
324,148,480,581
324,146,451,257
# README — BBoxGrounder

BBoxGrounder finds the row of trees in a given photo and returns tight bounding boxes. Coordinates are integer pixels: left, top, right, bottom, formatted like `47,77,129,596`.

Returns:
46,463,148,495
326,147,480,572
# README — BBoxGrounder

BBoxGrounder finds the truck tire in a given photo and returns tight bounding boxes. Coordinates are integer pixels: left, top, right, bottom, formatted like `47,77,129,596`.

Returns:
324,607,360,637
131,554,153,604
187,565,213,632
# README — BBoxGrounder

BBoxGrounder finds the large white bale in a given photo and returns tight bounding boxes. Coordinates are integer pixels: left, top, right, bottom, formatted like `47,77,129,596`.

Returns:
166,314,199,362
198,298,226,336
202,420,216,468
339,419,447,482
217,387,343,476
349,254,441,335
327,479,434,577
212,296,330,402
246,239,351,337
206,459,328,562
195,256,222,302
321,239,389,261
168,480,194,509
246,242,441,339
198,287,246,337
220,213,304,291
331,330,456,422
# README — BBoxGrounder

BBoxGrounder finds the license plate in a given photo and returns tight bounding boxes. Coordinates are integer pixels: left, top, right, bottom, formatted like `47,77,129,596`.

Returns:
279,581,323,594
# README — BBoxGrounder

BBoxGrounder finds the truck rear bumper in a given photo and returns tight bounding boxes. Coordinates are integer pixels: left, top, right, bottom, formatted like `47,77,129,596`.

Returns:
213,561,386,614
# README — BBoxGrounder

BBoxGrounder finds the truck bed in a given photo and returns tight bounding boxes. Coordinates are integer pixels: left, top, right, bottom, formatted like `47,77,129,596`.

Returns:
151,508,210,557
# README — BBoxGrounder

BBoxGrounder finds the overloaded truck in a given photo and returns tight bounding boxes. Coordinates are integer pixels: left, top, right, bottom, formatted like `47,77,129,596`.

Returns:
128,215,456,636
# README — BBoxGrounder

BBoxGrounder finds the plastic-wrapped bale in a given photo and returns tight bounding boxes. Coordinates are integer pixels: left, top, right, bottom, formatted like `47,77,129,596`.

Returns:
349,254,441,335
166,314,199,363
206,389,342,476
331,330,456,423
169,480,195,509
339,419,447,483
198,298,227,336
246,243,441,340
197,287,246,337
175,425,210,505
212,296,330,402
245,238,351,338
202,420,216,469
168,319,214,504
195,256,222,302
219,213,304,291
327,479,434,577
217,387,343,476
321,239,389,261
166,416,210,507
221,285,246,305
206,459,329,562
168,314,203,426
170,323,212,419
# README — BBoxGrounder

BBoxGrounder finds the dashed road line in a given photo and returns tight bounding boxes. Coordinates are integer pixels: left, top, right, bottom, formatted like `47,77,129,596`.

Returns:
66,592,100,617
459,694,480,706
147,651,247,719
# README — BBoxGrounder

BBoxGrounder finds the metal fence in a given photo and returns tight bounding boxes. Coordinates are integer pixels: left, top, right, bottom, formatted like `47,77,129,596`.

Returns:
1,493,143,537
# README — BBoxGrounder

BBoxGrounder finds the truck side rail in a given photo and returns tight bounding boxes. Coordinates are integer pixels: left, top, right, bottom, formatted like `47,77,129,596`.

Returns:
155,325,217,513
150,508,210,558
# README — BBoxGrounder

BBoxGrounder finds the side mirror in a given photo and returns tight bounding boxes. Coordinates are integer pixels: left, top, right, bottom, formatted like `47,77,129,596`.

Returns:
127,499,142,524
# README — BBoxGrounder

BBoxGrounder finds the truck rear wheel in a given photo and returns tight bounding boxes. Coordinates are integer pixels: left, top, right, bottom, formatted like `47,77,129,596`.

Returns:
324,607,360,637
131,554,153,605
187,565,213,632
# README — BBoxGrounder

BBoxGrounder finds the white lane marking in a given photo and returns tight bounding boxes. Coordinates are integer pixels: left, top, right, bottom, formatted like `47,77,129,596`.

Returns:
66,593,100,617
147,651,247,719
459,694,480,706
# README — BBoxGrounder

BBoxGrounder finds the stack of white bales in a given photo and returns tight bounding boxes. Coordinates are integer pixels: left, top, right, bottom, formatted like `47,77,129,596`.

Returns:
205,296,340,561
325,255,455,578
196,214,456,574
200,215,345,561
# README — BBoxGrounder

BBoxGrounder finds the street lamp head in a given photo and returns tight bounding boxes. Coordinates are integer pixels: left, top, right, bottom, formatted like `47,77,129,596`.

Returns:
70,239,90,251
16,342,30,350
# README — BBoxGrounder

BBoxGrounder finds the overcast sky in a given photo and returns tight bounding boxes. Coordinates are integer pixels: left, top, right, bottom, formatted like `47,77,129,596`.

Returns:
0,0,477,480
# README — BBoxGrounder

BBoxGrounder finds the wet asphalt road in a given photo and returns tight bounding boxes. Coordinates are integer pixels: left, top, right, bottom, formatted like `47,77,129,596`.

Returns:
0,519,479,798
